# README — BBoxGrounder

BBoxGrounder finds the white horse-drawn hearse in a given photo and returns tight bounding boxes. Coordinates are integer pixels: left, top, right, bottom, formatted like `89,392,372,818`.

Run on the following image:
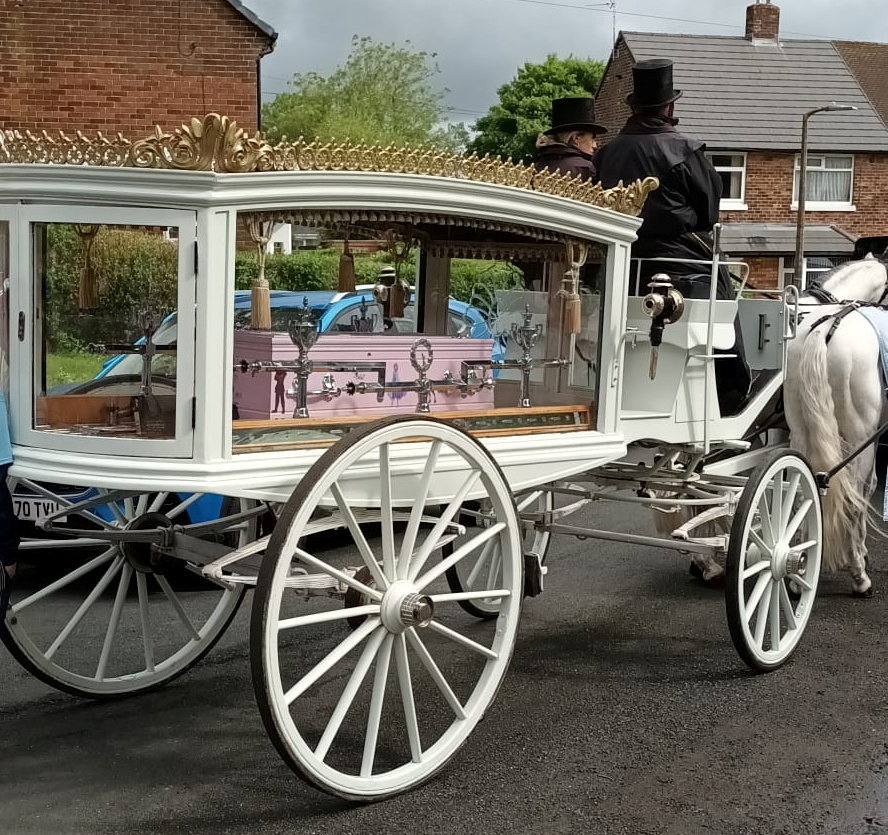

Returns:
0,114,855,800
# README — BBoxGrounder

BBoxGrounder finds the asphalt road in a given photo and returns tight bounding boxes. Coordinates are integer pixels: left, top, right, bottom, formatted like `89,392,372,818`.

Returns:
3,499,888,835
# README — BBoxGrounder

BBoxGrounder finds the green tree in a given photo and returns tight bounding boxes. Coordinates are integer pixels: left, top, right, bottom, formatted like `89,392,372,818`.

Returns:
469,55,605,163
262,36,465,151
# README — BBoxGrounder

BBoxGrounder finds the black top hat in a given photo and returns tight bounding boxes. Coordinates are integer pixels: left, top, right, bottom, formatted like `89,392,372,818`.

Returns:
544,97,607,136
626,59,682,108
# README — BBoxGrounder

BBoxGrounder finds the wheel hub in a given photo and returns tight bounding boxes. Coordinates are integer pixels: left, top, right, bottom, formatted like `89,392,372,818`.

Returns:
786,549,808,578
380,581,435,632
771,542,789,579
122,512,176,574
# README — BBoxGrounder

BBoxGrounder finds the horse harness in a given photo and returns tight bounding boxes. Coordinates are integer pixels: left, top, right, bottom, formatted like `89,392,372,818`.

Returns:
803,280,888,346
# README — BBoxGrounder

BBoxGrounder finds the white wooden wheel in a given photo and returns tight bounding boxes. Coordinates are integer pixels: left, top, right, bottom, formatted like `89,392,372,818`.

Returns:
725,450,822,672
2,490,250,698
251,415,523,801
444,488,552,619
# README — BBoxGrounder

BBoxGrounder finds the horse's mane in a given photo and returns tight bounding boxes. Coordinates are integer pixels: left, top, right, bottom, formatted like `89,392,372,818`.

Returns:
814,255,888,302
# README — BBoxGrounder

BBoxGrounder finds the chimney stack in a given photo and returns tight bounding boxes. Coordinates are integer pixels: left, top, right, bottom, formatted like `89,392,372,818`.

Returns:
746,1,780,41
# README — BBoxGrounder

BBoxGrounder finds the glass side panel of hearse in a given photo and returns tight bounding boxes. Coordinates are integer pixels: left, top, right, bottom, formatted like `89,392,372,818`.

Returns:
229,208,607,452
18,207,197,457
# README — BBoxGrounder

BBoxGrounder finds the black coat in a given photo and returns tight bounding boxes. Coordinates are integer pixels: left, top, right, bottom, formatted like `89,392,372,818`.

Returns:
593,115,723,284
534,142,596,181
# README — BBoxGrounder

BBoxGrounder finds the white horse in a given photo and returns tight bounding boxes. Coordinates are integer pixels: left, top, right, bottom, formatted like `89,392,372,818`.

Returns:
783,255,888,596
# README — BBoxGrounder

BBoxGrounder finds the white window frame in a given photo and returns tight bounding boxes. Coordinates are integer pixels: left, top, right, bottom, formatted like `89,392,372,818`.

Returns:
706,151,747,210
16,205,197,458
778,255,849,290
791,153,855,211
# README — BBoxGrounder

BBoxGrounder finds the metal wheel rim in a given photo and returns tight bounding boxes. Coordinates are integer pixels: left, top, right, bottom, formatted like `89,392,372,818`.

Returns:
3,490,249,697
727,452,822,670
252,417,523,800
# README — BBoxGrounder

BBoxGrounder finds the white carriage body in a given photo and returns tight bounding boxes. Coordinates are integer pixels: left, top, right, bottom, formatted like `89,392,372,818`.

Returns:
0,155,787,502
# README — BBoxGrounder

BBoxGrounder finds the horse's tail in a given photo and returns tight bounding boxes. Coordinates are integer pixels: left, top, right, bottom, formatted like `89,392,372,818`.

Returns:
792,327,869,573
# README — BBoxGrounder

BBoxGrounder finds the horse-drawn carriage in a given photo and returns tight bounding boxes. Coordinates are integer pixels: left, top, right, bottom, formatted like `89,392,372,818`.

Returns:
0,115,828,800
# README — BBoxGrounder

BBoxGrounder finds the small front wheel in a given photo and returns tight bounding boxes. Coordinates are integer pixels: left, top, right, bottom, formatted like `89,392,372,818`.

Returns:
725,450,822,671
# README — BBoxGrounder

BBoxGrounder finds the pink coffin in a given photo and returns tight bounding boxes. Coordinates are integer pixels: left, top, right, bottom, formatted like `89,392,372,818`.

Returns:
233,331,495,420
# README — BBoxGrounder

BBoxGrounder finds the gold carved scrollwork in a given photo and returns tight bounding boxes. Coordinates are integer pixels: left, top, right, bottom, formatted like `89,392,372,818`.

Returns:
0,113,659,215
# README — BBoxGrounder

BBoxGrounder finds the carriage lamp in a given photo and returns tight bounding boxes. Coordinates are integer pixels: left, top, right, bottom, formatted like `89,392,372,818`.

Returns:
641,274,685,379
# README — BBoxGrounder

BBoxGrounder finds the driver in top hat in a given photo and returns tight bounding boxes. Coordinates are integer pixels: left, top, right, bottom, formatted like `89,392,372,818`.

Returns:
534,97,607,181
594,58,750,413
593,59,726,298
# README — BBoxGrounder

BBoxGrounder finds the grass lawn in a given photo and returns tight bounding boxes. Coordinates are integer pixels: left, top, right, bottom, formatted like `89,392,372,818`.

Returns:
47,352,110,388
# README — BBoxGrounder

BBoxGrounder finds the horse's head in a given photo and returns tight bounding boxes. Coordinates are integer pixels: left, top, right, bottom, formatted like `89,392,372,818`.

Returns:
819,257,888,305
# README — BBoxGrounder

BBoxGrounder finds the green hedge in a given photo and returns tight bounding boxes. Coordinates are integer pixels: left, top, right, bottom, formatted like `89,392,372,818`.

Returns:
235,250,523,302
45,228,524,350
45,225,178,350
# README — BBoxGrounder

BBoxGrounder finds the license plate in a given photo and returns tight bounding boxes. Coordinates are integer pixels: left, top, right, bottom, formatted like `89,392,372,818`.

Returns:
13,497,63,522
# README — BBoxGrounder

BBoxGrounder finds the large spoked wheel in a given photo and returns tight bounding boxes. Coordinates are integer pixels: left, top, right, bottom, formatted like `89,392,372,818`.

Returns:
251,415,523,801
2,489,250,698
725,450,822,672
444,488,552,619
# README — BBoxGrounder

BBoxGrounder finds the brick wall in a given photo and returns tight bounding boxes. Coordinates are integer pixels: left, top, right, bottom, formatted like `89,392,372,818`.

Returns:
0,0,275,135
594,38,634,138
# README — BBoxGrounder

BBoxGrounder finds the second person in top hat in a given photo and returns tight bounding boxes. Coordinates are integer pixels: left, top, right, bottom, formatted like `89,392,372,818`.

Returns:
534,97,607,181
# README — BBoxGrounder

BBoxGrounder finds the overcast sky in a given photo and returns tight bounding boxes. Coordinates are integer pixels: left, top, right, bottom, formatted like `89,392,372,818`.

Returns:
244,0,888,123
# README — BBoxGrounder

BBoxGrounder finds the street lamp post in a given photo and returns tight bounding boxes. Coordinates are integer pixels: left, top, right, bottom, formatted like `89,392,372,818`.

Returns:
793,102,858,289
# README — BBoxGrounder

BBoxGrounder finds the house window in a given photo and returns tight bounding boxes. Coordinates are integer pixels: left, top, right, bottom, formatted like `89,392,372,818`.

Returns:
707,152,746,209
792,154,854,209
779,255,849,290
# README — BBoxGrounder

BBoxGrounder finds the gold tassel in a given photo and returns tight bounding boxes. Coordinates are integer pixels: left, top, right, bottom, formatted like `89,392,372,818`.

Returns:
559,240,589,335
338,239,356,292
246,214,277,330
74,225,100,311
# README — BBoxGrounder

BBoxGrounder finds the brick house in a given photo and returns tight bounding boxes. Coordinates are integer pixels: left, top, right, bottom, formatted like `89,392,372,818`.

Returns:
0,0,277,134
595,1,888,289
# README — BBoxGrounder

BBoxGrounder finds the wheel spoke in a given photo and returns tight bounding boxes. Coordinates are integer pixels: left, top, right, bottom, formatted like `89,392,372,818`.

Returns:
768,581,781,653
156,575,201,641
770,470,784,534
405,629,467,720
753,577,772,649
329,484,389,592
778,580,799,632
394,632,422,762
742,559,770,581
783,499,814,543
397,440,442,580
45,556,124,659
406,469,482,583
278,605,380,632
427,620,498,660
748,528,771,557
745,570,772,627
95,563,133,681
429,589,511,603
758,491,775,547
164,492,203,521
379,442,396,581
292,546,383,601
284,617,380,705
516,490,544,513
148,491,171,513
136,572,155,672
415,522,505,591
314,627,388,762
464,539,495,589
788,572,814,592
780,472,800,535
361,633,395,777
12,549,115,613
